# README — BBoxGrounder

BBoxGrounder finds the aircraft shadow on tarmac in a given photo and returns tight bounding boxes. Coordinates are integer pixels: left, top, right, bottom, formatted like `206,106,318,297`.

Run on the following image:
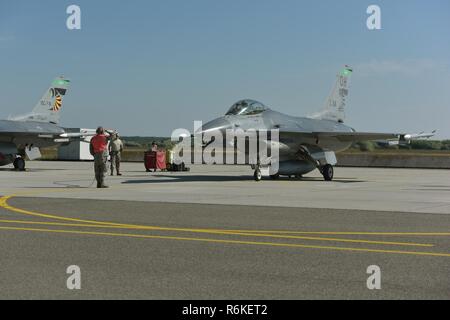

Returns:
0,168,66,172
122,175,367,184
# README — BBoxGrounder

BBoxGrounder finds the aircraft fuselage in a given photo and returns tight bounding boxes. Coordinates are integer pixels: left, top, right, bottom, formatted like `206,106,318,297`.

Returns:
199,109,356,177
0,119,64,166
202,110,355,156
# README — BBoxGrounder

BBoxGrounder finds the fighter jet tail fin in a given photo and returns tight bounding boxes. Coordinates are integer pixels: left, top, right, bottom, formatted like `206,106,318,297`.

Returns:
310,66,352,123
11,77,70,124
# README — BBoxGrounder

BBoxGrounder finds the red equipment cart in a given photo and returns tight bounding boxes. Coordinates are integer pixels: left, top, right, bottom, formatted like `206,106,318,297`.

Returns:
144,151,166,172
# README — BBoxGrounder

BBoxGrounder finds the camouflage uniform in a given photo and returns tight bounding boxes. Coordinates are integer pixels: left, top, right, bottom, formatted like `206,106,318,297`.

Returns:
94,151,108,187
109,137,124,175
90,132,109,188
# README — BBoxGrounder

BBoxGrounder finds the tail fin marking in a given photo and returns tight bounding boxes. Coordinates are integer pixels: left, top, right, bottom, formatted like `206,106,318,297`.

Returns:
311,66,352,123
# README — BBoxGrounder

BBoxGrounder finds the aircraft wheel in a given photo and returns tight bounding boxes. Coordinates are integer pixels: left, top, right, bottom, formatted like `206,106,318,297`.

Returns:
321,164,333,181
269,173,279,180
254,168,262,181
295,174,303,179
14,158,26,171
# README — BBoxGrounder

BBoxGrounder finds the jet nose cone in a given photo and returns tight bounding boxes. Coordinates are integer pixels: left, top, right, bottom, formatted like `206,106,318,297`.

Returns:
197,117,232,135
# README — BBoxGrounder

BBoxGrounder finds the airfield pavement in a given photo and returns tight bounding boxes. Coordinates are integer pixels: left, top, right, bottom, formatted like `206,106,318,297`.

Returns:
0,161,449,299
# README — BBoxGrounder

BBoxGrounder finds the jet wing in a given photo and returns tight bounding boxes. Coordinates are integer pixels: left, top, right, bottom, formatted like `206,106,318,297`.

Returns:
308,131,436,143
311,132,399,142
277,127,399,142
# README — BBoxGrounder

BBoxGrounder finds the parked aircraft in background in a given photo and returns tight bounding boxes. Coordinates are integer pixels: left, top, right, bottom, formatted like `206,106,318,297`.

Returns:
376,130,437,147
0,77,90,170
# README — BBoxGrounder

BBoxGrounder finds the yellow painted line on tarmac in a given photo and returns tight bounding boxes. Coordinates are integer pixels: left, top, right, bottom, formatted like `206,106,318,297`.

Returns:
0,219,118,229
1,193,449,237
0,193,447,256
0,225,449,258
0,194,127,227
207,229,450,236
0,194,443,248
0,194,438,248
0,218,434,248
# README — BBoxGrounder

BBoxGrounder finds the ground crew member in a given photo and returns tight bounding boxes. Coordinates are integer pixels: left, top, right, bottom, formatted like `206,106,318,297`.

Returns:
109,133,124,176
90,126,109,188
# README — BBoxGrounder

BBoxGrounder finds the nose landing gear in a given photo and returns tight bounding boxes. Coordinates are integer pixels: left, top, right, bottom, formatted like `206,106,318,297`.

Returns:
253,167,262,181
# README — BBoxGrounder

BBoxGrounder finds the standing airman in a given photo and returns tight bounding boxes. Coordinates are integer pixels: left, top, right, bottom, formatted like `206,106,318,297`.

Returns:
89,126,109,188
109,133,124,176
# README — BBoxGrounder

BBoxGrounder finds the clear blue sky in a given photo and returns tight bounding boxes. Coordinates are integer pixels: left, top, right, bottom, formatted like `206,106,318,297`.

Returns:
1,0,449,138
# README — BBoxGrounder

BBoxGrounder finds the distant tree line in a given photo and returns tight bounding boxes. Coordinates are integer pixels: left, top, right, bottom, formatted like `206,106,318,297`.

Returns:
121,137,176,150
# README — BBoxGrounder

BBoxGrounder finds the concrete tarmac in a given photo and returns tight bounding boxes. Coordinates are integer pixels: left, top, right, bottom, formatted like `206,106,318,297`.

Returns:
1,161,450,213
0,161,449,299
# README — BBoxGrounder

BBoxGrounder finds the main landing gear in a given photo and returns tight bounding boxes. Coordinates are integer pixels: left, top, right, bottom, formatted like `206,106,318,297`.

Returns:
320,164,334,181
297,146,334,182
13,157,26,171
253,163,334,182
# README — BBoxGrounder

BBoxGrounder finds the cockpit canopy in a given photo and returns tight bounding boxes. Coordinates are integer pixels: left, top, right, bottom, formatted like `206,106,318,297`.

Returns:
225,99,269,116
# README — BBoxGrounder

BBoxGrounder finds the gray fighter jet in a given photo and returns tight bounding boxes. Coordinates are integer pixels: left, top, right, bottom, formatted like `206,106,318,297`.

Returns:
197,66,434,181
0,77,87,170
